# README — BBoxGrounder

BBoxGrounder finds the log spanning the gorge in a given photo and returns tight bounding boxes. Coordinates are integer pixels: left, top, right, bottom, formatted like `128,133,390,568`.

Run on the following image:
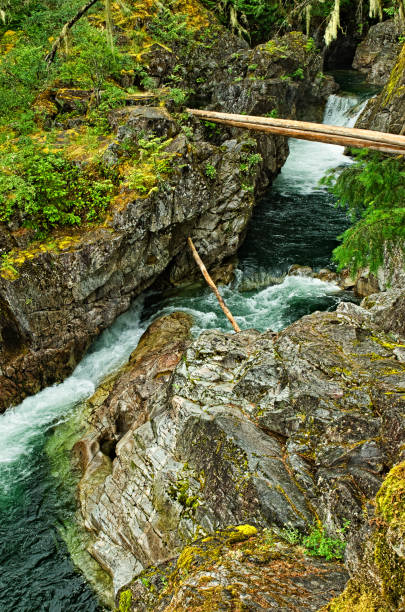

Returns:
187,109,405,155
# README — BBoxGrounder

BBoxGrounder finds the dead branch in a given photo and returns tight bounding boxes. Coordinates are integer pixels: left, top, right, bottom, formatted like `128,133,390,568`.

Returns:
188,237,241,333
45,0,100,65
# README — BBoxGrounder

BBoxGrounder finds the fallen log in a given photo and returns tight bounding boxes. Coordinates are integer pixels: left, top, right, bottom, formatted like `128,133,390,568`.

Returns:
188,237,241,333
187,108,405,155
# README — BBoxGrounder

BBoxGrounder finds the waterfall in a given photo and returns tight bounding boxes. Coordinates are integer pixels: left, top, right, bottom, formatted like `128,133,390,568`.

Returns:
274,93,368,196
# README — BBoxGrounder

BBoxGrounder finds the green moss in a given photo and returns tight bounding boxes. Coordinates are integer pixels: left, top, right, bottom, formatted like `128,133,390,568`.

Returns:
383,43,405,105
376,462,405,526
117,589,132,612
325,462,405,611
323,578,388,611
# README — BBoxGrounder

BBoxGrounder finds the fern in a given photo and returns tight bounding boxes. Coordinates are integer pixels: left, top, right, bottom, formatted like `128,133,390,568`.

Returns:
323,152,405,275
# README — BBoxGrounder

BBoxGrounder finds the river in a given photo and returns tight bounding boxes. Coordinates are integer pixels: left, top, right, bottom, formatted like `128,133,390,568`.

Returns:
0,74,373,611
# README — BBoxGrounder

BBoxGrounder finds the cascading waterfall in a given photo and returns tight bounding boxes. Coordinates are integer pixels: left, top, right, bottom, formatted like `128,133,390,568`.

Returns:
0,80,372,611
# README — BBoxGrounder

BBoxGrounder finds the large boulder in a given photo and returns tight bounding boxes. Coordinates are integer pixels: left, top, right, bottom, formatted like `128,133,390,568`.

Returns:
72,290,405,602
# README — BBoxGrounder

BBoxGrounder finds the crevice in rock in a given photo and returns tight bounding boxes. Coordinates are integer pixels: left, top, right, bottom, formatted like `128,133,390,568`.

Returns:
100,436,117,461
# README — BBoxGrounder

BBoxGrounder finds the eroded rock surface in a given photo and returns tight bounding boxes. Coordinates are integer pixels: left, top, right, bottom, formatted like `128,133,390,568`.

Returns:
74,290,405,605
124,526,348,611
352,19,403,85
356,41,405,135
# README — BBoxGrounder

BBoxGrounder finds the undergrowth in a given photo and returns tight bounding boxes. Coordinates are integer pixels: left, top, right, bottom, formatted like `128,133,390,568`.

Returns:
0,139,115,235
281,520,350,561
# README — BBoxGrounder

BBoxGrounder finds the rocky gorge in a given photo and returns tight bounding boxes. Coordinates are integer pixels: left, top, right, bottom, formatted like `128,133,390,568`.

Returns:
0,22,336,412
0,1,404,611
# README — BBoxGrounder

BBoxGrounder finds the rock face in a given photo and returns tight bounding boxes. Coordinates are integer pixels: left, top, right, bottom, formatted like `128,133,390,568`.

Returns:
74,290,405,607
324,461,405,611
352,19,403,85
0,29,333,412
356,41,405,135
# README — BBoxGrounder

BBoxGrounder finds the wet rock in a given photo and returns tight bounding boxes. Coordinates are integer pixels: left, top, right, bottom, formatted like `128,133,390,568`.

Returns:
288,264,314,278
353,268,380,298
316,268,338,283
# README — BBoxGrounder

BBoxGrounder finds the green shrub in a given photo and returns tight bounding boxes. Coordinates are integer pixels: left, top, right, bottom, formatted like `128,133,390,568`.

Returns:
205,163,217,179
0,43,50,118
126,135,175,194
281,520,349,561
302,523,348,561
0,141,114,235
239,152,262,174
58,24,130,103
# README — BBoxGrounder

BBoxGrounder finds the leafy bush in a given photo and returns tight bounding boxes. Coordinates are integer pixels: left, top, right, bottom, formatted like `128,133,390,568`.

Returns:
281,520,349,561
148,6,194,45
0,43,50,118
302,523,348,561
323,152,405,275
239,152,263,174
205,163,217,179
58,25,130,102
0,141,114,235
126,135,175,195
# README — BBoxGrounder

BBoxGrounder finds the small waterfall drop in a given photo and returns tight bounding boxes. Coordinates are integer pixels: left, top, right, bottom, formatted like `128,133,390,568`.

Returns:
274,93,368,196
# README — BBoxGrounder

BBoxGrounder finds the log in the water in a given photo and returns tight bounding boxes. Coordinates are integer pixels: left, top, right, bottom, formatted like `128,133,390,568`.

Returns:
188,237,241,333
187,108,405,155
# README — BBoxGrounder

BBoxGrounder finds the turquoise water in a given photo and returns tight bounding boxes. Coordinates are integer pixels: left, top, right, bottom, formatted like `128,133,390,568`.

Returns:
0,82,369,611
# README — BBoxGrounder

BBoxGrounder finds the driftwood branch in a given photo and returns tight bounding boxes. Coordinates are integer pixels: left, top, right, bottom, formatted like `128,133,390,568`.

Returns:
187,108,405,155
45,0,100,65
188,237,241,333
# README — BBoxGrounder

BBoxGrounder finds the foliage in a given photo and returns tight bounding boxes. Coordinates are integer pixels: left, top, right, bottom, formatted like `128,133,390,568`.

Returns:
148,6,194,45
239,152,262,174
0,42,50,118
0,140,114,235
323,152,405,275
200,0,402,45
302,522,348,560
281,520,350,561
126,134,175,195
264,109,279,118
58,24,130,102
165,87,191,105
1,253,18,276
205,163,217,179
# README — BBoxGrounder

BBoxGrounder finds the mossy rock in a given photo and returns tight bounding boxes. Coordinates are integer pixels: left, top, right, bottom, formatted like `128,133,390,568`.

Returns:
119,525,348,611
324,461,405,611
